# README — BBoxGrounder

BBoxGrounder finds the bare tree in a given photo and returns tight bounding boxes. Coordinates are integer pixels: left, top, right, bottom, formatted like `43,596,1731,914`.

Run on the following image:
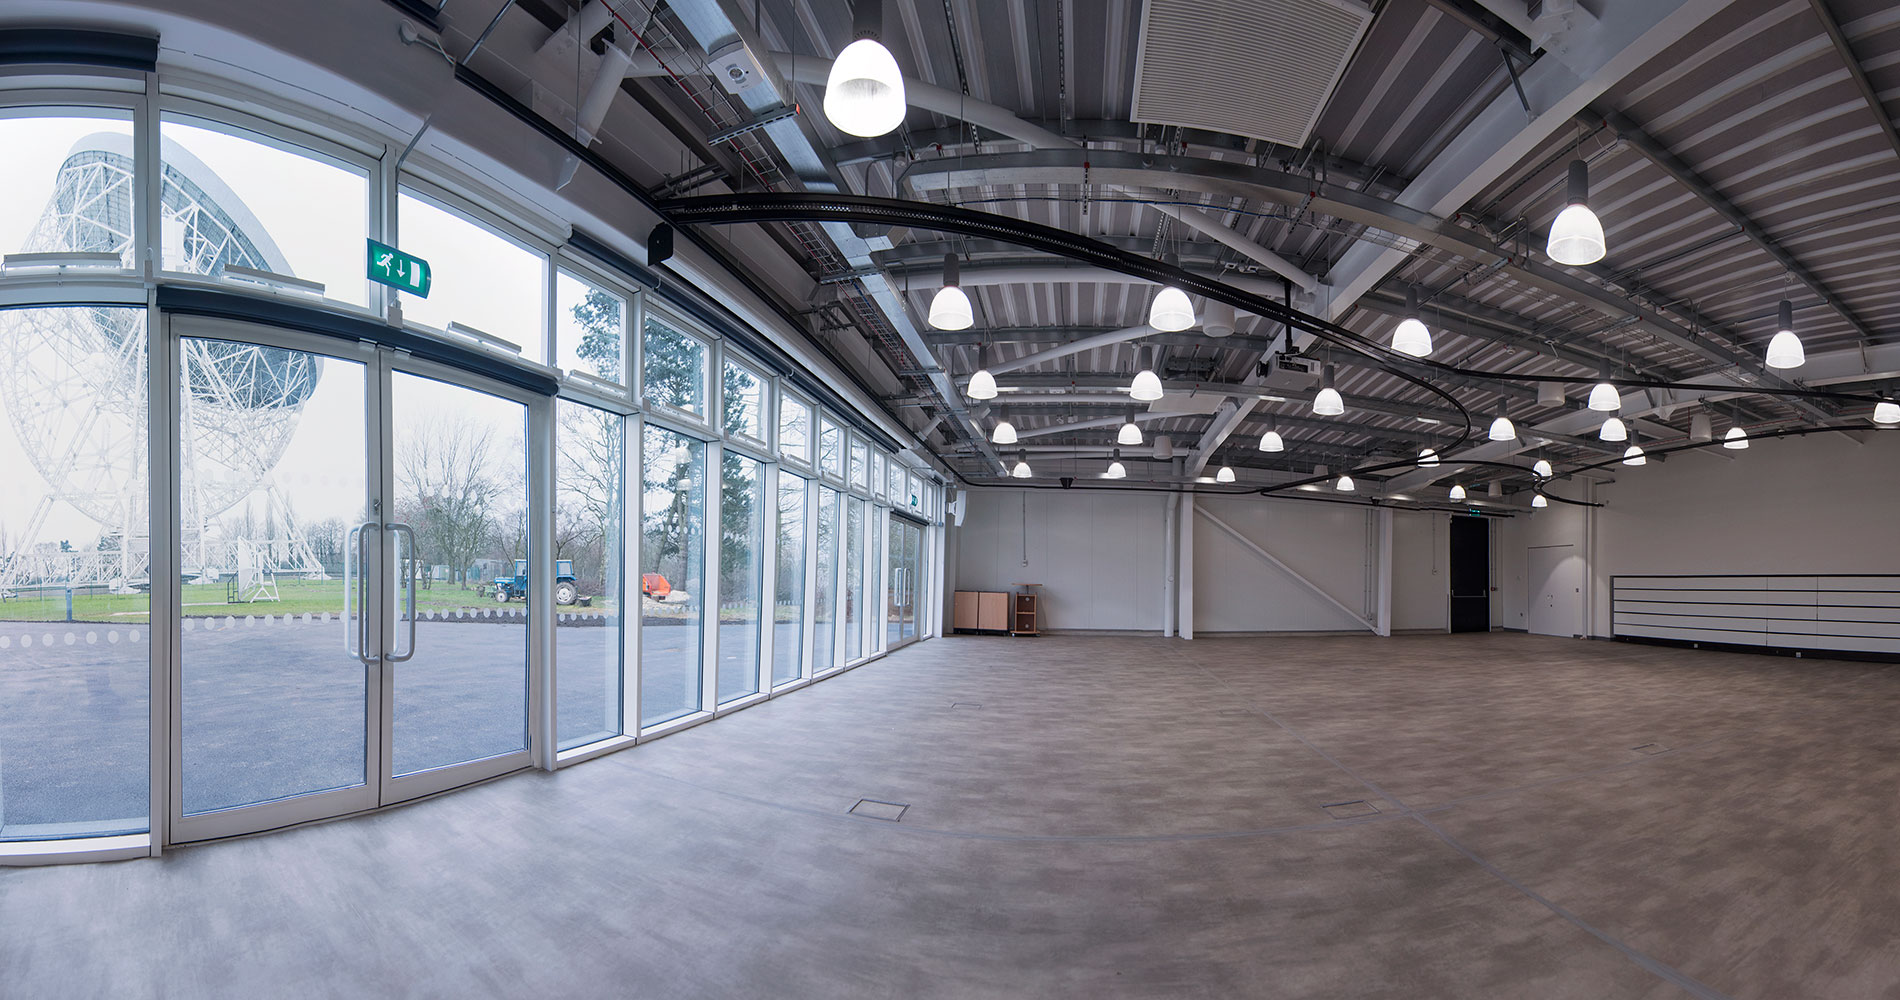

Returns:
397,413,507,588
557,400,621,592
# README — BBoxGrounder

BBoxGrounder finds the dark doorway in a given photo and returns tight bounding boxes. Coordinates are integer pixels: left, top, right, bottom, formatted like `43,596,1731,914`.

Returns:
1448,516,1490,632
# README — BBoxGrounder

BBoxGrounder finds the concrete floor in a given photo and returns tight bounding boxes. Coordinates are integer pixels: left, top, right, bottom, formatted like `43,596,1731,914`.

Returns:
4,632,1898,998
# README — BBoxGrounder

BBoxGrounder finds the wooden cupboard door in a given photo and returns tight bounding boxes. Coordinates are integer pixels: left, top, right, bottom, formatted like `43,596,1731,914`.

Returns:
953,591,979,630
978,592,1009,631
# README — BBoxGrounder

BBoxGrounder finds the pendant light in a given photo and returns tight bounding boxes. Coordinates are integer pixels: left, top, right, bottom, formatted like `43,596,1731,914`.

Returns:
1216,464,1236,483
1104,448,1127,479
1488,481,1502,498
1764,298,1805,369
1336,474,1355,492
1313,365,1344,416
1546,159,1606,266
1117,415,1144,445
1417,447,1440,468
1587,364,1620,412
1258,416,1284,452
927,253,973,330
1011,449,1033,478
1148,256,1195,333
1128,346,1164,401
966,343,997,400
1723,425,1749,450
1391,286,1434,357
1488,403,1516,442
1622,430,1646,466
823,5,907,138
1874,399,1900,425
1690,411,1713,443
1449,484,1467,501
1599,414,1628,442
1532,458,1553,479
1531,493,1549,508
990,414,1017,445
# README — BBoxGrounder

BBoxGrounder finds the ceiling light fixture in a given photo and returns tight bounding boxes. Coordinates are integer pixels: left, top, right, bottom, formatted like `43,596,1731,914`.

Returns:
966,343,997,401
1129,346,1165,401
1313,365,1344,416
1531,493,1549,508
1104,448,1126,480
1875,399,1900,425
1690,411,1713,443
1723,425,1749,450
927,252,972,330
1216,465,1235,483
823,5,906,138
1622,430,1646,466
1336,474,1355,492
1547,159,1606,266
1118,415,1144,445
1764,298,1805,369
991,417,1017,445
1587,365,1620,412
1532,458,1553,479
1488,403,1516,442
1391,285,1433,357
1600,415,1628,442
1148,258,1196,333
1449,484,1466,501
1258,416,1284,452
1011,449,1032,478
1417,447,1439,468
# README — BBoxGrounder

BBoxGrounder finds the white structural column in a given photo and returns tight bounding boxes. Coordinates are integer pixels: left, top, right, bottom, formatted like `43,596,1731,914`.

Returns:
1163,492,1179,637
1321,0,1735,322
1178,494,1195,640
1375,508,1394,637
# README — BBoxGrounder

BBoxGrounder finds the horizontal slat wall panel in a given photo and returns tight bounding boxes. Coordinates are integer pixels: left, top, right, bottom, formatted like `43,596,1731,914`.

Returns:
1613,575,1900,657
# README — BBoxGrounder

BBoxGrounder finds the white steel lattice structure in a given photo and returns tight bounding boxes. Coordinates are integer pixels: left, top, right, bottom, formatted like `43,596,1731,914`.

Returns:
0,132,329,599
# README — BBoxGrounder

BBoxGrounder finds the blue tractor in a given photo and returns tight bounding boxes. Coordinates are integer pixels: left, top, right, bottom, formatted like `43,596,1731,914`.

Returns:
493,559,578,605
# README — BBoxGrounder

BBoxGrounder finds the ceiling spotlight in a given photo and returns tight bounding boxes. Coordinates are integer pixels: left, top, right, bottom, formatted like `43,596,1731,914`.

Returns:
1391,286,1433,358
1417,447,1439,468
1011,449,1032,478
1723,425,1749,450
1313,365,1344,416
1216,465,1236,483
1448,483,1466,501
1104,448,1126,480
991,418,1017,445
1547,159,1606,266
1336,474,1355,492
1118,417,1144,445
1765,298,1805,369
1599,415,1628,442
1259,416,1284,452
1532,458,1553,478
1531,493,1549,508
1875,399,1900,425
1488,404,1516,442
928,253,973,330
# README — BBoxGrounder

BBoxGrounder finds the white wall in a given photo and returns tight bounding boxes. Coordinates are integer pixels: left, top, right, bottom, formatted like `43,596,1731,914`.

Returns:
951,488,1169,632
1495,431,1900,637
952,489,1453,635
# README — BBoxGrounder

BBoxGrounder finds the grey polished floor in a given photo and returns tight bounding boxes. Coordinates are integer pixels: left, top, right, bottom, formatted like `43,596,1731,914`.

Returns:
5,632,1899,998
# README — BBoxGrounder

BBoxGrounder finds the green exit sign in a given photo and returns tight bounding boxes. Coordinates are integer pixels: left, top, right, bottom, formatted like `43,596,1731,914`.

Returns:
367,239,431,297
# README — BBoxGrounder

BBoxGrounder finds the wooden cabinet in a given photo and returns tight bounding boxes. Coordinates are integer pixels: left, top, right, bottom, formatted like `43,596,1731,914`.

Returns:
1011,593,1039,635
952,591,980,631
977,592,1009,631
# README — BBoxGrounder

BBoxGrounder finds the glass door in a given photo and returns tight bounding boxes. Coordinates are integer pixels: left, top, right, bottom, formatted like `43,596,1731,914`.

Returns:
169,320,539,842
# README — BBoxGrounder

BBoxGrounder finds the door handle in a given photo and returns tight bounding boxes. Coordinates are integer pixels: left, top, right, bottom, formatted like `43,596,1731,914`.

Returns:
345,521,379,664
385,522,418,663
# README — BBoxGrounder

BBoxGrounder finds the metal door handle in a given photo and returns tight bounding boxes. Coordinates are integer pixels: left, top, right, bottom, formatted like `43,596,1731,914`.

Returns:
385,522,418,662
346,521,379,664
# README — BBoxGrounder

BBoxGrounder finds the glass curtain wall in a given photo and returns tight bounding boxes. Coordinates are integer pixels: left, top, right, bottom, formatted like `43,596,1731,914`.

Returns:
716,452,763,704
639,425,705,726
772,475,806,686
844,497,864,662
555,398,623,751
811,486,840,673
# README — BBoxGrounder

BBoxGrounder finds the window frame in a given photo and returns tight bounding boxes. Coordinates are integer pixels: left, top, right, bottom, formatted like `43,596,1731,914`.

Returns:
551,258,636,398
719,349,772,452
393,176,556,365
776,387,815,470
638,303,717,431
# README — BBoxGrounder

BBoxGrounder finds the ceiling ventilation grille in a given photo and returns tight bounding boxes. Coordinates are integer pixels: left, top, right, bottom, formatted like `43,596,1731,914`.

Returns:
1132,0,1373,147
